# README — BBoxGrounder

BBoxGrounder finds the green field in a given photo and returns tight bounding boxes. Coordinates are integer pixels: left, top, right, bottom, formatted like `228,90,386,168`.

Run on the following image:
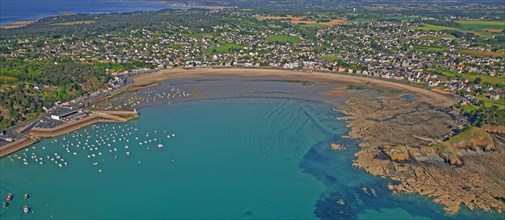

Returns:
384,16,419,21
319,55,342,61
349,15,418,23
411,24,457,31
456,20,505,31
268,35,301,43
298,23,326,28
427,68,505,85
459,104,480,113
461,49,505,58
348,17,378,22
419,34,457,41
51,20,96,26
206,43,242,53
477,96,505,109
412,45,447,53
411,20,504,38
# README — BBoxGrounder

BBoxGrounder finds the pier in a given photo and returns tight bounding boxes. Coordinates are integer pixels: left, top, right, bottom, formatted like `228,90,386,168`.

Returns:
0,110,139,158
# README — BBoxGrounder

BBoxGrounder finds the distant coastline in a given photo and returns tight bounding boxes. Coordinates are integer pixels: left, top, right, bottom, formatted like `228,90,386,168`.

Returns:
0,0,175,27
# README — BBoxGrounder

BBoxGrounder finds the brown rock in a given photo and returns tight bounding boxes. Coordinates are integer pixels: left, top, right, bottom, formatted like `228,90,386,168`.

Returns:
448,152,463,166
341,95,505,214
330,143,346,151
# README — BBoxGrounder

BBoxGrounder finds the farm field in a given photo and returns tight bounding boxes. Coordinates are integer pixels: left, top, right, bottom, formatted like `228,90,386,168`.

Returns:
257,15,346,27
411,24,457,31
411,20,504,37
461,49,505,58
51,20,96,26
206,43,243,53
319,55,342,61
455,20,505,31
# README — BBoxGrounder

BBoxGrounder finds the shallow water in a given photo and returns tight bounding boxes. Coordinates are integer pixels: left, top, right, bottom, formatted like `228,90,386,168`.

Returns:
0,98,502,219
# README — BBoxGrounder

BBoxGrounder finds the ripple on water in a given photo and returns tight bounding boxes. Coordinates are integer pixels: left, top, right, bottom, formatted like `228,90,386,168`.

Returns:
0,98,502,220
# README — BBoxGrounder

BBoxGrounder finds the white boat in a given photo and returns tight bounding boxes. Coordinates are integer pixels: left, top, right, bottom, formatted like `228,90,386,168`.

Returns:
157,144,164,148
23,205,29,214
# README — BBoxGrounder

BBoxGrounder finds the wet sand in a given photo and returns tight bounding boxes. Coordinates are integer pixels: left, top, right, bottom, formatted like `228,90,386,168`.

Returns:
131,68,456,107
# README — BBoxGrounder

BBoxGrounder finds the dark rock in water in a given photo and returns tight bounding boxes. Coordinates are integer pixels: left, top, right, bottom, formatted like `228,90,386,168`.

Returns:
400,94,416,101
315,192,356,220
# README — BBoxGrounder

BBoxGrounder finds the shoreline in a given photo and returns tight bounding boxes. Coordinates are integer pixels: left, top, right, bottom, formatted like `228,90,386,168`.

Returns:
0,67,455,156
131,68,456,107
0,0,195,30
0,67,502,214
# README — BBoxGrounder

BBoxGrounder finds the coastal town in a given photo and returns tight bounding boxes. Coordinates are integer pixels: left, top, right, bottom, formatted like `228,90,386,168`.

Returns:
0,3,504,219
1,10,503,126
1,8,504,149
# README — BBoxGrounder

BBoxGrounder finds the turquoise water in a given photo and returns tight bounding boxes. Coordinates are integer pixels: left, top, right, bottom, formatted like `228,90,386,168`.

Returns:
0,98,502,219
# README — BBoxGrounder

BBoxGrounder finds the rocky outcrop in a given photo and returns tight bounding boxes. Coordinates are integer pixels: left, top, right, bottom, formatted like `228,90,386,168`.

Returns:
330,143,346,151
342,96,505,214
383,145,410,162
483,125,505,134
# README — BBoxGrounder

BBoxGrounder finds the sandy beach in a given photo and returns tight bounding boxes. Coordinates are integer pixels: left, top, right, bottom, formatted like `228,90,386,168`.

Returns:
131,68,456,107
0,20,36,29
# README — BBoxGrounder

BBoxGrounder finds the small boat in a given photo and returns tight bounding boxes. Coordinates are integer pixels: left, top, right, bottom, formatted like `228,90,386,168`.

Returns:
157,144,164,148
24,193,30,200
23,205,30,214
6,193,12,201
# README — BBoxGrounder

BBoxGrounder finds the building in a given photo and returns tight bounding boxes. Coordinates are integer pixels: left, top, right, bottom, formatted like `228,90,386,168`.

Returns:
490,94,500,101
50,107,82,120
